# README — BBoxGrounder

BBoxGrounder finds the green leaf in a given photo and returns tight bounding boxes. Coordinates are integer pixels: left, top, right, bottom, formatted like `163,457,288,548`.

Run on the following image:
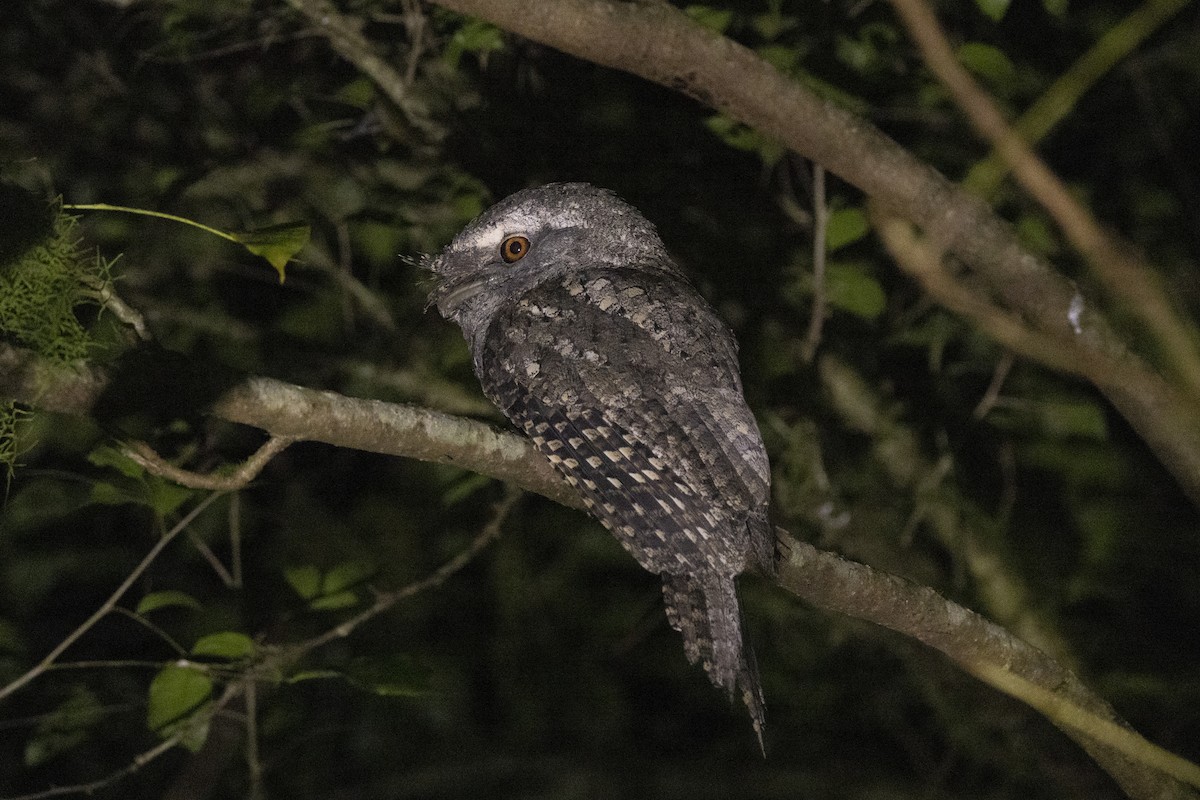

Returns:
684,5,733,34
824,208,870,252
308,591,360,611
147,664,212,732
756,44,801,74
285,669,344,684
191,631,255,660
703,115,784,165
957,43,1016,89
230,222,310,284
346,654,431,698
147,478,195,517
443,18,506,67
974,0,1011,21
89,481,133,506
137,590,202,615
323,560,375,594
87,445,145,479
751,2,798,40
24,685,104,767
826,262,887,320
284,564,321,600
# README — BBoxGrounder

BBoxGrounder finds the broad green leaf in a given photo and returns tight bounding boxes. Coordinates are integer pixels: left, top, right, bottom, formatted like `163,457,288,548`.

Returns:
89,481,133,506
147,664,212,732
335,76,376,109
957,43,1016,89
323,560,375,594
751,2,798,40
147,478,194,517
24,685,103,767
137,590,202,615
1042,0,1067,16
191,631,254,660
285,669,344,684
443,19,505,67
826,262,887,320
975,0,1011,21
824,208,870,252
285,564,321,600
230,222,310,284
703,115,784,165
87,445,144,479
756,44,801,74
308,591,360,611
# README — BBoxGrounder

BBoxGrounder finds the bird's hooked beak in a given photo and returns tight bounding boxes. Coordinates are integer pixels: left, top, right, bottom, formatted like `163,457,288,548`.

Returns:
422,253,491,318
430,275,489,317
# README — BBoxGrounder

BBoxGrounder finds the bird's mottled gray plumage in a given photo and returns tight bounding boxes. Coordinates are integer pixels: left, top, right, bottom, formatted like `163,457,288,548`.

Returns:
425,182,774,748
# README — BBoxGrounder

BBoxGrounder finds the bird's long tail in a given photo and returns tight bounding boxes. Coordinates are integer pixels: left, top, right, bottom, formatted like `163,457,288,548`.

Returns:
661,573,766,753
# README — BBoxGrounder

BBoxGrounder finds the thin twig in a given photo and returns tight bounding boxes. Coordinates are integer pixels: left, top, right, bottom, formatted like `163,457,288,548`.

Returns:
2,683,243,800
801,163,828,363
122,436,293,491
0,492,227,703
244,678,263,800
229,492,243,589
972,351,1015,420
292,486,521,657
282,0,442,140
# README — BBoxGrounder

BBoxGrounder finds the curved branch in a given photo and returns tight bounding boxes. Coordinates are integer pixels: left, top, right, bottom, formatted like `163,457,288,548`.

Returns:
2,342,1194,797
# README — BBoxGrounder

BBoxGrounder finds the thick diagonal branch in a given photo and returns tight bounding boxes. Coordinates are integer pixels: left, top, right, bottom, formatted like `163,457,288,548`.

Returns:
424,0,1200,508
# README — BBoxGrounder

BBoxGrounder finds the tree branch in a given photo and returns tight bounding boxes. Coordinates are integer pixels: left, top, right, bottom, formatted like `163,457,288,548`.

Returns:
424,0,1200,508
888,0,1200,400
3,342,1194,797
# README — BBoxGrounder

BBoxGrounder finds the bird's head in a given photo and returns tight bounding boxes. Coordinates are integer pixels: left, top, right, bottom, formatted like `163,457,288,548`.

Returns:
424,182,673,334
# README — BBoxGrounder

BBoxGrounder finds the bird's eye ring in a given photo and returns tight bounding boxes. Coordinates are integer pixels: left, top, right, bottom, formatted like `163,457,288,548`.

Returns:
500,235,531,264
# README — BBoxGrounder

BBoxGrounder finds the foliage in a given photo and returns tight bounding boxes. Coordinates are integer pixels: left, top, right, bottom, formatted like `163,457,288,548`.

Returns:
0,205,111,365
0,0,1198,798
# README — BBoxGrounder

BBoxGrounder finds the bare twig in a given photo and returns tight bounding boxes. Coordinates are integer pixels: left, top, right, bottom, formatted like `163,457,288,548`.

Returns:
282,0,442,140
0,491,227,704
3,683,244,800
291,486,521,657
972,351,1015,420
122,436,294,491
801,163,828,363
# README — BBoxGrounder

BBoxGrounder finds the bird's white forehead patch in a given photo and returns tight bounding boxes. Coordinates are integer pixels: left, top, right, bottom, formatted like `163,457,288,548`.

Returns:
457,221,510,253
453,207,581,254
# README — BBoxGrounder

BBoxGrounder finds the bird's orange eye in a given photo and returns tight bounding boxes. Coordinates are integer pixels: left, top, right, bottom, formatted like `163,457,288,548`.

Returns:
500,235,531,264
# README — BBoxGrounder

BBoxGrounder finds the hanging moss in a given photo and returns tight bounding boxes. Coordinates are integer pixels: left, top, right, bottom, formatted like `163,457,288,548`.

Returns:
0,202,113,364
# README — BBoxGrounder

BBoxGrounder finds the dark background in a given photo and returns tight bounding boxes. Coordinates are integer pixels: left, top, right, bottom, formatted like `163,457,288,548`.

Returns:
1,1,1199,797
